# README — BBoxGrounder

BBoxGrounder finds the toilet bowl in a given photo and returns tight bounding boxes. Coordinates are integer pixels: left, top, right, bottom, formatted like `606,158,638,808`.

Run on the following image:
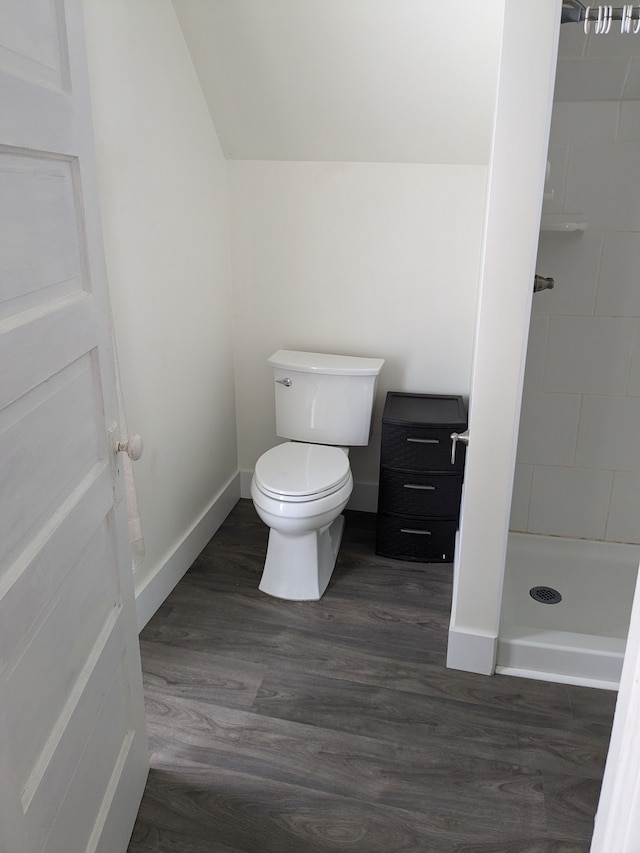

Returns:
251,349,384,601
251,442,353,600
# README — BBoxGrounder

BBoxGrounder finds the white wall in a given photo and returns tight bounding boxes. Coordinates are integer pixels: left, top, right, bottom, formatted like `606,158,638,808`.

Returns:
511,28,640,546
174,0,504,509
83,0,239,627
447,0,561,675
229,161,488,503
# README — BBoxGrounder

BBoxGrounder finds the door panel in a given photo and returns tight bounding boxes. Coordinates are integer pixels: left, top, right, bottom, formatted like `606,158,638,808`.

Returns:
0,0,68,90
0,2,148,851
7,519,118,790
0,465,113,668
0,153,85,311
1,353,104,564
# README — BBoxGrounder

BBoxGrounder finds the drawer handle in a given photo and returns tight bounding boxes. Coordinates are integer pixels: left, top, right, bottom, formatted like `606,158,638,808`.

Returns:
401,528,432,535
407,437,439,444
403,484,436,491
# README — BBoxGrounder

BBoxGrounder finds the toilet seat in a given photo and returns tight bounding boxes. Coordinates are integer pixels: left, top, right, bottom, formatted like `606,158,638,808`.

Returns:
254,442,350,503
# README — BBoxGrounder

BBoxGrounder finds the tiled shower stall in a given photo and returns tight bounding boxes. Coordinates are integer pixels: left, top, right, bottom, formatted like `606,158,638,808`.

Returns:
498,23,640,687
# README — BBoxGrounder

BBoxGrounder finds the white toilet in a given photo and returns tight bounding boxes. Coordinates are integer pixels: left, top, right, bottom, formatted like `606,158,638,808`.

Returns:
251,350,384,601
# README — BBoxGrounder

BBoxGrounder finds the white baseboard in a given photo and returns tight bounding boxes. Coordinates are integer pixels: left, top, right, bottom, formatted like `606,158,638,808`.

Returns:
240,468,377,513
134,471,241,631
446,626,497,675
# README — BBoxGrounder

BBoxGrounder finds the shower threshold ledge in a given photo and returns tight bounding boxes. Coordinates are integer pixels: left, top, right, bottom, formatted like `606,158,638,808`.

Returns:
496,625,625,691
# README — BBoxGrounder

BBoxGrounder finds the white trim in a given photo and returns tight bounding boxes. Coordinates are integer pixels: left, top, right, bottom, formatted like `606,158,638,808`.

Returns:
496,627,625,688
446,627,497,676
134,472,241,631
495,666,619,692
591,564,640,851
240,468,378,513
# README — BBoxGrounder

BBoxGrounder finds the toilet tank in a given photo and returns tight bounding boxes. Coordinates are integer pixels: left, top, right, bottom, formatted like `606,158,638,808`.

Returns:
268,350,384,446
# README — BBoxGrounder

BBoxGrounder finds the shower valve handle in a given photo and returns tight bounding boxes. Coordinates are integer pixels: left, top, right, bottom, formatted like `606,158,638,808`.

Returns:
450,430,469,465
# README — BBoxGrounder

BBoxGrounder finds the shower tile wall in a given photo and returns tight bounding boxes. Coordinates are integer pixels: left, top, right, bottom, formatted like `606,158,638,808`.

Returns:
510,28,640,546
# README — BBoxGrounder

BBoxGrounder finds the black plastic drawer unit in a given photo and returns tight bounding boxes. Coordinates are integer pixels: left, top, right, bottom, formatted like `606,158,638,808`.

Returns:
375,392,467,563
375,515,459,562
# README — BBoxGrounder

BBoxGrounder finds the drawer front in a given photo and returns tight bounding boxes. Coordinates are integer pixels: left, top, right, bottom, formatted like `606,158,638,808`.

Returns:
378,468,462,517
375,515,458,562
380,423,465,472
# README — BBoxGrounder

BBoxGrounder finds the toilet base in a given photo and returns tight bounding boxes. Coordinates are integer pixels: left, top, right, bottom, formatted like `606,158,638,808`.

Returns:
259,514,346,601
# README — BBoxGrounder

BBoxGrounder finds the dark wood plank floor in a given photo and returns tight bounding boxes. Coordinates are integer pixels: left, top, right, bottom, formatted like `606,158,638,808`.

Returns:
128,500,616,852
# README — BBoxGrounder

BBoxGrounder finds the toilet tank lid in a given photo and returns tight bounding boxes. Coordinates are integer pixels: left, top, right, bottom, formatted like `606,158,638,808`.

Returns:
268,350,384,376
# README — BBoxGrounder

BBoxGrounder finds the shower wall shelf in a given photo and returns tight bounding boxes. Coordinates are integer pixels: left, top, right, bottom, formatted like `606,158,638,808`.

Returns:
540,213,587,233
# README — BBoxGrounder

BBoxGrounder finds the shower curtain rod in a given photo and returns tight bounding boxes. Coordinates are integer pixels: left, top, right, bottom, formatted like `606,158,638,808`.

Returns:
562,2,640,24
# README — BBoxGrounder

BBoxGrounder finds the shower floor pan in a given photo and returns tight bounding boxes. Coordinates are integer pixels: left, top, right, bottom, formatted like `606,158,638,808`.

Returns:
497,533,640,690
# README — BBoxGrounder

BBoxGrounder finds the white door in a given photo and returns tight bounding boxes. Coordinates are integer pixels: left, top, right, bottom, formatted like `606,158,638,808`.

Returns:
0,2,149,852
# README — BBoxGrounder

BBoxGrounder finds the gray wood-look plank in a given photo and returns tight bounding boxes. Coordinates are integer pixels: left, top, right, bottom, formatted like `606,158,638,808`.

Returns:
129,500,616,852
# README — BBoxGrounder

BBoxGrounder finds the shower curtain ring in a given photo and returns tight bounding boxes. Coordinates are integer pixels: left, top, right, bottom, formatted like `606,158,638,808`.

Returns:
584,5,592,33
634,5,640,33
605,5,613,33
595,5,603,33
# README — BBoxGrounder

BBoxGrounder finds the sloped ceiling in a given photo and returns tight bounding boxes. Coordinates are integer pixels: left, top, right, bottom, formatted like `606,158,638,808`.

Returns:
172,0,503,164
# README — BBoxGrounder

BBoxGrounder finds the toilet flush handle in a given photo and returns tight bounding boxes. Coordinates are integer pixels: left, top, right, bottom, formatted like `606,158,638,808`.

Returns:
275,378,292,387
450,429,469,465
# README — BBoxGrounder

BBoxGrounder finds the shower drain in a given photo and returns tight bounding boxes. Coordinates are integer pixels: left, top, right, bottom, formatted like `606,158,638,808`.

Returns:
529,586,562,604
